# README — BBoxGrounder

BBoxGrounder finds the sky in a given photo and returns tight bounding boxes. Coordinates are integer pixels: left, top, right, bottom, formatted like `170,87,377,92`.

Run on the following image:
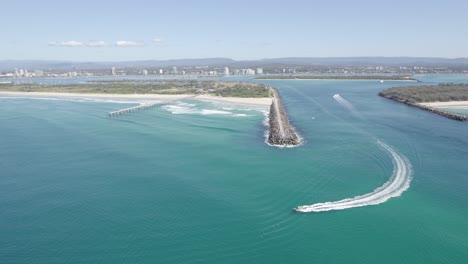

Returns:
2,0,468,61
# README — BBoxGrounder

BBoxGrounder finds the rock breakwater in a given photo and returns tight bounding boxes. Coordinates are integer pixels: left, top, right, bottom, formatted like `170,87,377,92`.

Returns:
267,88,301,146
378,92,468,122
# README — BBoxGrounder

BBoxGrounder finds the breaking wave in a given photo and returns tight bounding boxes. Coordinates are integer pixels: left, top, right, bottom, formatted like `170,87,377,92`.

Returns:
262,111,304,148
162,102,253,117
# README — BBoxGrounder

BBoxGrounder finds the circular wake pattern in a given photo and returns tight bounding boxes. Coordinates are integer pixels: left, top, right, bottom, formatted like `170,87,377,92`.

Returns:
294,140,413,213
294,94,413,213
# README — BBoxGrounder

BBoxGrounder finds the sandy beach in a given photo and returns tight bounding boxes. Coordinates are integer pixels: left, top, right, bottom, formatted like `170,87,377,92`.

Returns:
419,101,468,107
0,91,272,106
194,94,272,106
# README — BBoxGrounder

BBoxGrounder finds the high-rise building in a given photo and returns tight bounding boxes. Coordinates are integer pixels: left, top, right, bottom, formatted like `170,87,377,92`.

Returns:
34,70,44,77
159,69,163,74
111,67,116,75
172,66,178,74
224,67,229,76
245,69,255,75
142,69,148,75
256,68,263,74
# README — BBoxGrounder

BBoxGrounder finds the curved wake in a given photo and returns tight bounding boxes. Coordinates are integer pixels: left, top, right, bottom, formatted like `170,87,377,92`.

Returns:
294,94,413,213
294,141,412,212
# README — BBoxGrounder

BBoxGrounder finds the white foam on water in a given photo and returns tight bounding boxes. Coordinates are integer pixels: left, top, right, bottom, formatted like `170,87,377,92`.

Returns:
294,140,413,212
333,94,356,112
200,109,232,115
294,94,414,212
233,113,250,117
262,111,304,148
207,100,269,114
163,105,232,115
162,105,196,115
176,102,196,107
162,103,254,117
162,100,268,117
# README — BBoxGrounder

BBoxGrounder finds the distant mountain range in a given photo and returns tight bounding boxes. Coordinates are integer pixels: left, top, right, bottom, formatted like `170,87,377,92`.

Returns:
1,57,468,71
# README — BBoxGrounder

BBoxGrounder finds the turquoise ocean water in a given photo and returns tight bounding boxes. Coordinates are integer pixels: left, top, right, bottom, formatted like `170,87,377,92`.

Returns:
1,75,468,263
439,107,468,116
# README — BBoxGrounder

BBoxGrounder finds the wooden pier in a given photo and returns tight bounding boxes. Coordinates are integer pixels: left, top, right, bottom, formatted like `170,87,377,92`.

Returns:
108,95,197,117
108,102,164,117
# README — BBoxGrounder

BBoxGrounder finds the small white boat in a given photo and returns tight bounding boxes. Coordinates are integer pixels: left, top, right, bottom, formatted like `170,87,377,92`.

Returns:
293,206,310,212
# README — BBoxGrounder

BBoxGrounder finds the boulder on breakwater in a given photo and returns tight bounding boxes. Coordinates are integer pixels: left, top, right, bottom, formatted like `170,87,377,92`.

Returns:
268,88,301,146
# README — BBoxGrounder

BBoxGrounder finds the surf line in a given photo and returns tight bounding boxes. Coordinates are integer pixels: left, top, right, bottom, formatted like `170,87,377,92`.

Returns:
294,94,413,213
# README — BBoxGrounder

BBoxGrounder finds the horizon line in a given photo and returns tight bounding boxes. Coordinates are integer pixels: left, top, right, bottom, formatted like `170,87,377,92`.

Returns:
1,56,468,63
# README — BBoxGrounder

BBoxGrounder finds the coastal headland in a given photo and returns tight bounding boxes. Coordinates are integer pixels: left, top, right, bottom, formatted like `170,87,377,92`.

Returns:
0,81,272,106
0,91,273,106
379,83,468,121
0,80,303,146
267,88,301,146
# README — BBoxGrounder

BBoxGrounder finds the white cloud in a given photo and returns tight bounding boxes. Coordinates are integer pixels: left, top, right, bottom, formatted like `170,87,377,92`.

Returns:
115,41,145,47
48,41,84,47
85,41,109,47
49,40,146,47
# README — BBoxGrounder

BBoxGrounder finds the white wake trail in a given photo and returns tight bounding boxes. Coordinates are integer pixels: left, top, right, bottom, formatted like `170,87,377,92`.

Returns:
293,94,413,213
333,94,356,112
295,141,413,212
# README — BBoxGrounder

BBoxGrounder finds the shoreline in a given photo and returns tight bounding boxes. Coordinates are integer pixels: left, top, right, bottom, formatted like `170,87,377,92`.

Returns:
378,93,468,121
256,78,417,82
0,91,272,106
419,101,468,107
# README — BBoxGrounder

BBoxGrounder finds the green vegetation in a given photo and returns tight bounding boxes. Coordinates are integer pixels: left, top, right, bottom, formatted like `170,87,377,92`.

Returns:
256,75,417,81
379,83,468,103
209,83,270,98
0,81,271,98
0,83,194,95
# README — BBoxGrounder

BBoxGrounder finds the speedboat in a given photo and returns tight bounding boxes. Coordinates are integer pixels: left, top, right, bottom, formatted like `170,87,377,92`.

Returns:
293,206,309,212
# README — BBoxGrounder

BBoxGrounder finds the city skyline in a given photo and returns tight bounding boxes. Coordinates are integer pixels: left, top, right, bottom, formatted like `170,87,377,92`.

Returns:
2,0,468,61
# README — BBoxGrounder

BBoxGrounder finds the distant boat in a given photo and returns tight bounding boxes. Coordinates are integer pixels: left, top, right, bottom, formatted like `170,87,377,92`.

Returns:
293,206,312,213
380,80,384,83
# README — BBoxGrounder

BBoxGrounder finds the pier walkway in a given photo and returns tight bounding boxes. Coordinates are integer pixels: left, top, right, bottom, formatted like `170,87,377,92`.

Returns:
108,102,163,117
108,95,196,117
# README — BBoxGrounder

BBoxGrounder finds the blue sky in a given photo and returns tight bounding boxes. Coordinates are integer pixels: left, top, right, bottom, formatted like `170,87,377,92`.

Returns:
2,0,468,61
